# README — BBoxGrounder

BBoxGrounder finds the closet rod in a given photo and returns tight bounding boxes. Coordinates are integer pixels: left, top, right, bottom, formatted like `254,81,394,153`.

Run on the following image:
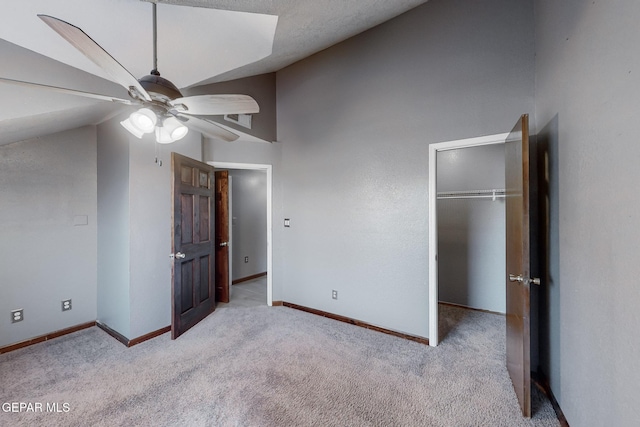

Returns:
437,189,506,200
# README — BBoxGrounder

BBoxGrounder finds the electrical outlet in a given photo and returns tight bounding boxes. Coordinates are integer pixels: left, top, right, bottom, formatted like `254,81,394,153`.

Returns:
244,256,249,263
332,290,338,300
62,299,72,311
11,309,23,323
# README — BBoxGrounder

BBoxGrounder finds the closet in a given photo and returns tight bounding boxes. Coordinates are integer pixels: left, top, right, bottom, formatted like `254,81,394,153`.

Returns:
437,143,506,313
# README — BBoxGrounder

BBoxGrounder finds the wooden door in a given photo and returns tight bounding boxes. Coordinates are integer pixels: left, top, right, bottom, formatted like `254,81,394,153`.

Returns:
505,114,538,417
214,170,230,303
171,153,216,339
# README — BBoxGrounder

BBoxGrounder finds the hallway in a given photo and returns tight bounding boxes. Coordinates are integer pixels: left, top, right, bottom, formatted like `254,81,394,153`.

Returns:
220,276,267,308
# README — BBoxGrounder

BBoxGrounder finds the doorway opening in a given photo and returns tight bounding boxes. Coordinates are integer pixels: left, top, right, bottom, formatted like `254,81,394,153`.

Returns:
210,162,273,306
428,133,509,346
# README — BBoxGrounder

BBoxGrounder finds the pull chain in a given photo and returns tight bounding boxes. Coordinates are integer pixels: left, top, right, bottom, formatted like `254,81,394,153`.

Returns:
154,140,163,167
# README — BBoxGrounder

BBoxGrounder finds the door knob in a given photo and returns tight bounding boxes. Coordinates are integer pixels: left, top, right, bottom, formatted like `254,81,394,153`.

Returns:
509,274,540,286
170,252,186,260
509,274,524,283
219,242,229,247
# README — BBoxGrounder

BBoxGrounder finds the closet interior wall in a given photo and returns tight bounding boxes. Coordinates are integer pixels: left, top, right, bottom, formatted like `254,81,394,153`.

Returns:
437,143,506,313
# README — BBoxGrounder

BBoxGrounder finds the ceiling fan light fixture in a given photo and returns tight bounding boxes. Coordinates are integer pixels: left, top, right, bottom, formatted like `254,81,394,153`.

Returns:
163,116,189,141
120,117,145,139
155,125,175,144
129,107,157,133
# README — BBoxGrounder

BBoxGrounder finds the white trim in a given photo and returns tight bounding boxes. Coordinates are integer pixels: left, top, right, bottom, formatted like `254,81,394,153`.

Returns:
209,162,274,306
428,133,508,346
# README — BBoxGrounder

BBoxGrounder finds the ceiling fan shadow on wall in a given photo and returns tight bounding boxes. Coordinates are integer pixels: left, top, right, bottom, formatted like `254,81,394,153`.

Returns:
0,3,258,144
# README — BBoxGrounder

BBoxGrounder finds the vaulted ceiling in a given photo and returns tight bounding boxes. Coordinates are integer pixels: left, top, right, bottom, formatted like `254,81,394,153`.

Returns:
0,0,428,145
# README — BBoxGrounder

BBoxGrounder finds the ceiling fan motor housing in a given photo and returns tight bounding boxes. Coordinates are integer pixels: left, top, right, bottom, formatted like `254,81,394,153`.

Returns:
138,74,183,101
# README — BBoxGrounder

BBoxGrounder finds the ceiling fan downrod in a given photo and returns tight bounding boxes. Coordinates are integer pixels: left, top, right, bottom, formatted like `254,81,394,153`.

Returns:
136,2,183,102
151,1,159,76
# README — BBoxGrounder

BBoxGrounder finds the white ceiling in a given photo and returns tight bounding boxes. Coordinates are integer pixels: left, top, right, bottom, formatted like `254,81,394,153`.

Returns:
154,0,429,85
0,0,429,145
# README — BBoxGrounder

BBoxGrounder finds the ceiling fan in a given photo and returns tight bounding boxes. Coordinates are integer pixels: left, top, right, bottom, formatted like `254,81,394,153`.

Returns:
0,2,259,144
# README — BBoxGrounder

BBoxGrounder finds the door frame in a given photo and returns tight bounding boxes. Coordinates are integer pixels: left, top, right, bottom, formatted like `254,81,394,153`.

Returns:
209,161,273,306
428,132,509,346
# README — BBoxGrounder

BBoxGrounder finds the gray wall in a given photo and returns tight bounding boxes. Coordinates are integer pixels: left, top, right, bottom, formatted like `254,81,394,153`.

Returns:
97,121,131,337
97,115,202,340
276,0,535,337
128,125,202,338
437,144,506,313
0,127,98,347
202,138,283,301
228,169,268,281
534,1,640,425
1,114,203,347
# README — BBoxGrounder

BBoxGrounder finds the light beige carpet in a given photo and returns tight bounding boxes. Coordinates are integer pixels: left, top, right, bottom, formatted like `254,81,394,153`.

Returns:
0,304,559,426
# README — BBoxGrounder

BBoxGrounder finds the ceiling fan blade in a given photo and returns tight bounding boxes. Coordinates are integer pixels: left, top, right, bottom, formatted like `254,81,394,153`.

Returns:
178,115,240,142
0,77,138,105
38,15,152,102
170,95,259,116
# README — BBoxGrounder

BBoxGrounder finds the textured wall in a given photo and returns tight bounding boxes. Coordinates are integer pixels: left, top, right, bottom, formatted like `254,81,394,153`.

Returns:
128,124,202,339
97,120,131,337
97,115,201,340
229,169,268,281
534,1,640,425
0,127,98,347
437,144,506,313
277,0,535,337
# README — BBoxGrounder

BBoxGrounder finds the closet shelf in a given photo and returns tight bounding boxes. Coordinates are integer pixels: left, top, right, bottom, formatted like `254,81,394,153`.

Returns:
437,189,506,200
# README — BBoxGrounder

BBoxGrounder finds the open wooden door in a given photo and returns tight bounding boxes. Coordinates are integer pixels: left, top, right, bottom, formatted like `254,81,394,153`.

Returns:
171,153,216,339
505,114,539,417
214,170,230,303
